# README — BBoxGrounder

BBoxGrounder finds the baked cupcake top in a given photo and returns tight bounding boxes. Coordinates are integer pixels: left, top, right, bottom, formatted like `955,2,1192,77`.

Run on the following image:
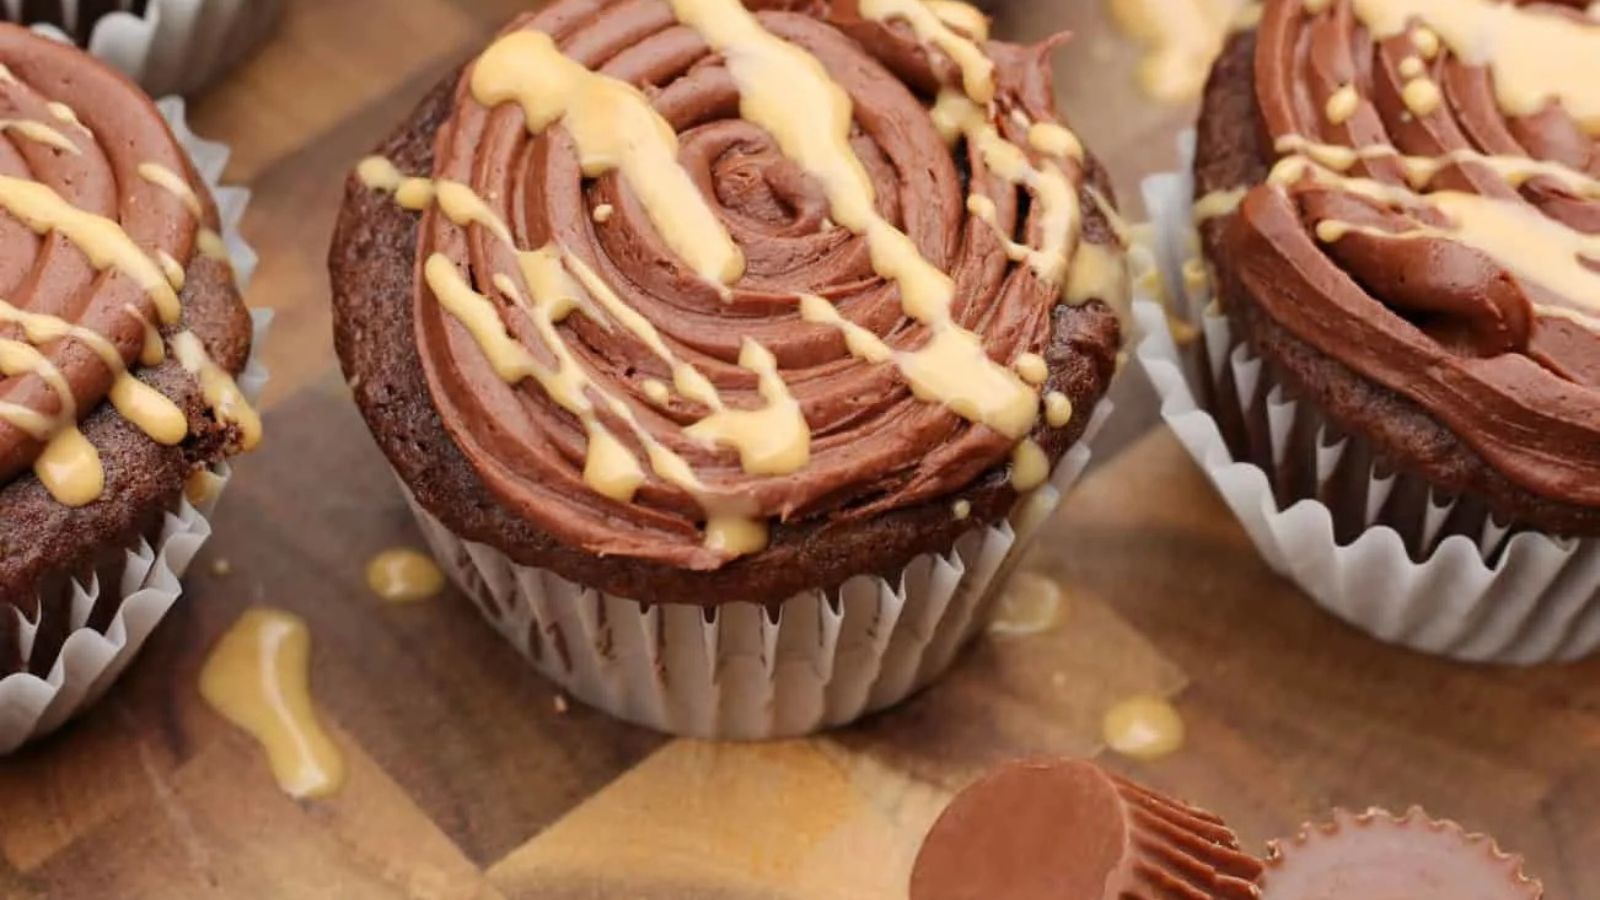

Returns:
337,0,1124,579
1195,0,1599,524
0,24,256,600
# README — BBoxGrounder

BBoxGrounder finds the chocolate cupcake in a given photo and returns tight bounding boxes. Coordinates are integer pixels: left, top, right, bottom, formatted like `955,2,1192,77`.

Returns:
1262,807,1542,899
0,23,262,751
331,0,1125,737
3,0,285,96
1134,0,1600,662
910,759,1265,899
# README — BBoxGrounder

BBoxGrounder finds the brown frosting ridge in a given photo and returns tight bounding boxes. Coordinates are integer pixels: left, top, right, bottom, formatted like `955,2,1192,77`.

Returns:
414,0,1121,570
1214,0,1600,513
0,24,217,486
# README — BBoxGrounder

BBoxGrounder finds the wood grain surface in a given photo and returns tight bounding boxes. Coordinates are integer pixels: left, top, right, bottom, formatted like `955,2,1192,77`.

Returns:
1,1,1597,898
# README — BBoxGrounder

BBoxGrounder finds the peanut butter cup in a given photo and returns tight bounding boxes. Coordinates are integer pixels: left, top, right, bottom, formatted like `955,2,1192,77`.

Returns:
1262,807,1543,900
330,0,1125,735
910,759,1264,900
0,24,258,729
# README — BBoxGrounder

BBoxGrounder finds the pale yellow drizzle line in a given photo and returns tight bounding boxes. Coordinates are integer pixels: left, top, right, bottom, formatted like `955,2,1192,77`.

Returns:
365,548,445,603
0,64,15,85
357,157,436,211
669,0,1039,441
33,428,102,507
1014,352,1048,385
1103,695,1186,761
682,339,810,476
470,30,745,287
45,102,85,131
1325,83,1359,125
1193,187,1248,222
428,251,767,552
370,159,810,528
937,90,1082,288
138,162,204,217
171,330,263,450
1274,133,1600,199
0,119,80,154
0,176,179,324
126,303,165,367
155,250,186,292
1044,391,1073,428
1350,0,1600,134
0,339,101,505
1108,0,1257,102
988,571,1065,637
137,161,231,269
200,609,346,800
0,300,188,504
197,229,230,264
924,0,990,40
859,0,996,104
1272,154,1600,327
1010,438,1049,490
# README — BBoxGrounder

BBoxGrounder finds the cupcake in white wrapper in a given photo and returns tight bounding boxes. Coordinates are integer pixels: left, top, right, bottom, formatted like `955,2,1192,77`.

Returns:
9,0,283,96
1134,136,1600,665
402,403,1112,741
0,87,267,753
330,0,1132,738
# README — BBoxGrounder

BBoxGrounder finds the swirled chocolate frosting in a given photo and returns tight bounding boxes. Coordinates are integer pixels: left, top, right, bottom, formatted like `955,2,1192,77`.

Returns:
0,24,257,510
361,0,1125,570
1209,0,1600,512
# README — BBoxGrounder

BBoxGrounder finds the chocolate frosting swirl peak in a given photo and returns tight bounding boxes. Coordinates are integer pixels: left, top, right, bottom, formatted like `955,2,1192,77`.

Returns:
1211,0,1600,517
392,0,1124,569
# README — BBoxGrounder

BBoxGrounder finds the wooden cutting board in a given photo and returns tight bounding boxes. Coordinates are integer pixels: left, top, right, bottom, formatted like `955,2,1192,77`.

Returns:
0,1,1596,897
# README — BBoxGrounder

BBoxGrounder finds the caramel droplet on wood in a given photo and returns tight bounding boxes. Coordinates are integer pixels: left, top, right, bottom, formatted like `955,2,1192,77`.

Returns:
200,609,346,799
366,548,446,604
1103,695,1186,762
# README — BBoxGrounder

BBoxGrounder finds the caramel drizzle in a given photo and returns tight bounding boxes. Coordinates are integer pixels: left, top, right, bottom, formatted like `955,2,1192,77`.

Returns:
1108,0,1261,102
470,29,745,287
370,0,1117,551
1180,1,1600,376
668,0,1043,448
1275,157,1600,328
200,608,346,800
0,97,259,506
1346,0,1600,134
0,118,80,154
859,0,996,103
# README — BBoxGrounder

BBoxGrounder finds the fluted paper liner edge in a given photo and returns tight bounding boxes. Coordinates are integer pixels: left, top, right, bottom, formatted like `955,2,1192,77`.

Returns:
403,402,1112,740
0,100,268,753
1132,133,1600,664
22,0,284,97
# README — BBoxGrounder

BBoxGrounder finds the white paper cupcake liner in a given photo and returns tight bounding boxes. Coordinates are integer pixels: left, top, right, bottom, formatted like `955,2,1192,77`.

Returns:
1133,135,1600,664
13,0,283,97
0,98,267,754
402,401,1113,741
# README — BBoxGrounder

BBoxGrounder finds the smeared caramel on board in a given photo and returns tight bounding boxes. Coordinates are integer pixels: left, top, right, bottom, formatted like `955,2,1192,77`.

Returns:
366,548,446,604
988,572,1065,637
1103,695,1187,761
200,609,346,799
